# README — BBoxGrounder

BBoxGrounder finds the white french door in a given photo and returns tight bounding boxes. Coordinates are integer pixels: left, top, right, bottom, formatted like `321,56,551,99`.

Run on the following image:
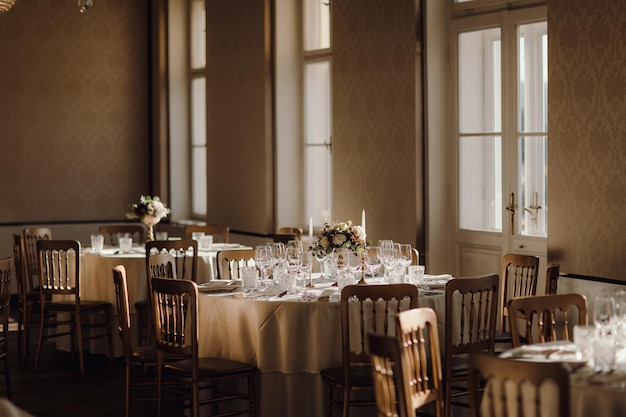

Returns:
452,6,548,278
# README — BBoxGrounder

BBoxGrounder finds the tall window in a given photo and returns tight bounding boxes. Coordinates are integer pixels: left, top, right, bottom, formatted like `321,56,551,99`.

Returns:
455,5,548,238
303,0,332,226
190,0,207,217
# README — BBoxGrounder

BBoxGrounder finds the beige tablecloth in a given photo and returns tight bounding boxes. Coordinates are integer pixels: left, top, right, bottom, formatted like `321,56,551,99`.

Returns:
196,285,445,417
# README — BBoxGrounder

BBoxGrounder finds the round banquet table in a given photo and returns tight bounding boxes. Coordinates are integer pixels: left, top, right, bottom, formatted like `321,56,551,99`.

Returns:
196,281,446,417
55,243,250,357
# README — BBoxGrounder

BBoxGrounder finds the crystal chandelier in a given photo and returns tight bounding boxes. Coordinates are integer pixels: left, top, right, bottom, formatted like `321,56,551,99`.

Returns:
0,0,16,13
78,0,93,14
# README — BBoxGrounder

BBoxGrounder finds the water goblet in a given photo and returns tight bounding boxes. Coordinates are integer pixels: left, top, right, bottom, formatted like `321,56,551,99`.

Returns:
593,294,615,329
286,240,303,272
398,243,413,276
330,248,350,275
300,250,314,288
364,246,383,279
254,245,273,291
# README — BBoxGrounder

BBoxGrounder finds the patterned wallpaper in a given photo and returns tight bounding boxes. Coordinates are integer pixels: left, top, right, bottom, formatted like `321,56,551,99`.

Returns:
548,0,626,280
0,0,149,223
333,0,424,247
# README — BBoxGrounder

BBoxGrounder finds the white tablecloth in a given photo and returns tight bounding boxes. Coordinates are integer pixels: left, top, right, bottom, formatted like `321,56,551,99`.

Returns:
56,243,250,356
196,281,446,417
498,341,626,417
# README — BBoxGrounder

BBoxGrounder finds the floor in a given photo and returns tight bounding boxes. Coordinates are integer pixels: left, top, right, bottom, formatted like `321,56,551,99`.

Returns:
2,302,173,417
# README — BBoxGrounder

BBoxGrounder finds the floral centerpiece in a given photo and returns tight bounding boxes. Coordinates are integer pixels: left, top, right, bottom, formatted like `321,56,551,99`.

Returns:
312,220,367,258
126,195,170,242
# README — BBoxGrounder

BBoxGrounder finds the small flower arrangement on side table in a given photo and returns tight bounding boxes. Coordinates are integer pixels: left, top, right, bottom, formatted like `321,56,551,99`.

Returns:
126,195,171,242
312,220,367,283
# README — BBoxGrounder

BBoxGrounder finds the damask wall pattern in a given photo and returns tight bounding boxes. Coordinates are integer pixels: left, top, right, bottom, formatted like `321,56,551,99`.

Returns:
0,0,149,223
548,0,626,280
332,0,423,246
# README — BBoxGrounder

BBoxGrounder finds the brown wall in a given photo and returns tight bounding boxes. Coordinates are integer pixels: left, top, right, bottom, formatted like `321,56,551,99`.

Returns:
548,0,626,280
333,0,424,248
0,0,149,223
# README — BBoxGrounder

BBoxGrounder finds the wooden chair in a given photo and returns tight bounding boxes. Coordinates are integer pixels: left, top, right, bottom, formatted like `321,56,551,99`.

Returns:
216,249,255,279
396,307,444,417
468,352,570,417
545,262,560,295
22,228,52,298
0,258,13,400
277,227,303,240
273,233,298,244
99,224,145,246
367,334,405,417
411,248,420,266
184,224,230,243
444,273,499,417
112,265,159,417
321,284,419,417
34,240,114,374
508,293,588,348
499,254,540,334
151,277,258,416
13,234,40,362
135,240,197,346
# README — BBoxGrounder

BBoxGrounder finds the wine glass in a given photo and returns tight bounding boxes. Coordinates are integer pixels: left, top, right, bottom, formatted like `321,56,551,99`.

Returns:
364,246,383,279
254,245,273,291
300,250,314,288
330,247,350,276
593,295,615,330
398,244,413,276
286,240,303,273
271,242,286,267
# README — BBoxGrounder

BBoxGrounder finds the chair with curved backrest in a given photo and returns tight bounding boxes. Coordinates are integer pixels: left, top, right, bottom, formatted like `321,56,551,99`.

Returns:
112,265,159,417
183,224,230,243
499,254,540,335
321,284,419,417
135,240,197,346
13,234,39,362
396,307,444,417
277,227,303,240
444,273,500,417
99,225,145,247
22,227,52,295
151,277,258,416
367,334,405,417
216,249,255,280
507,293,588,348
0,258,13,399
545,263,560,295
272,233,298,245
468,353,570,417
411,248,420,266
34,239,114,374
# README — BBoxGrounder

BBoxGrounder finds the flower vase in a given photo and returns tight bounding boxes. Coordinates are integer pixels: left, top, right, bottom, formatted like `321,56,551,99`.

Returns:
142,215,161,243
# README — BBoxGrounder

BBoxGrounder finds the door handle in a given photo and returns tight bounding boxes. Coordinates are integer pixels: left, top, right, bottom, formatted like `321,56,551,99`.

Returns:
505,192,516,235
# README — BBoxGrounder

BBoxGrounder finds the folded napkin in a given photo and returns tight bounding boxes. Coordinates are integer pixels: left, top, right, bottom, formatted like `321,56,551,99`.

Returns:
197,281,241,293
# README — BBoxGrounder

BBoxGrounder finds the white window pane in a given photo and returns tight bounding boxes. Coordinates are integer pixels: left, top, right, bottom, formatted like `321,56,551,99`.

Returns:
191,77,206,146
192,147,207,216
190,0,206,69
459,135,502,231
519,136,546,237
304,0,330,51
518,21,548,133
305,146,332,226
459,28,501,133
304,60,331,145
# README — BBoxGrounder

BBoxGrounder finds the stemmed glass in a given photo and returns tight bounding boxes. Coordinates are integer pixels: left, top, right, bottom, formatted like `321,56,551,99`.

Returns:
254,245,273,291
398,244,413,277
286,240,303,273
300,250,314,288
364,246,383,279
330,248,350,276
379,241,399,281
271,242,286,267
594,295,615,329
